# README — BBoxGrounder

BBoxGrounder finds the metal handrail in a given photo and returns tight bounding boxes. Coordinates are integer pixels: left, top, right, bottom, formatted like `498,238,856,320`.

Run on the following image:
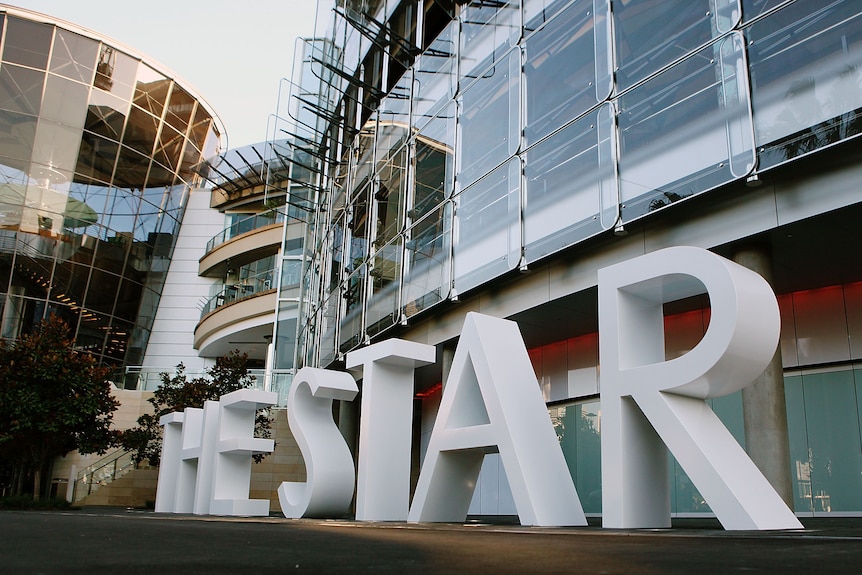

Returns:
205,208,284,254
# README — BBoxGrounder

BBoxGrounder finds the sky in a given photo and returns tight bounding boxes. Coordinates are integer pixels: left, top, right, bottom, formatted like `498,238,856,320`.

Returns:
16,1,323,149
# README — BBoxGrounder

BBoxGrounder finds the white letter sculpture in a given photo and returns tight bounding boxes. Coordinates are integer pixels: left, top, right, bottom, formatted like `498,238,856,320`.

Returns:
347,339,435,521
155,389,276,517
154,411,184,513
209,389,277,516
598,246,802,530
278,367,358,518
408,312,587,526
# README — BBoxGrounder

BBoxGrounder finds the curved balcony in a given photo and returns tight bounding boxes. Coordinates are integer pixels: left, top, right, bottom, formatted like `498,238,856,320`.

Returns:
199,269,276,319
195,288,277,358
199,220,283,277
205,208,285,254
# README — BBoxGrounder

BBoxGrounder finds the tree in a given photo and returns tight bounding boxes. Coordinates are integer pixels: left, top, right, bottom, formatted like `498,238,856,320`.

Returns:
120,351,272,466
0,316,118,498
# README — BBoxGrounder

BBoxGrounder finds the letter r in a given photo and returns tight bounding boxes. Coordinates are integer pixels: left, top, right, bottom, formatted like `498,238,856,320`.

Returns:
598,246,801,530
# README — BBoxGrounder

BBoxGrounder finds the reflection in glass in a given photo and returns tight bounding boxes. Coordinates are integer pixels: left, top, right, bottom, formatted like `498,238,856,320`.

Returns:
373,140,408,247
340,264,366,353
458,48,520,189
41,76,89,129
3,16,52,69
94,46,138,101
524,112,604,263
0,65,45,116
414,103,454,213
618,40,750,221
50,28,99,83
551,401,603,514
747,0,862,170
524,1,599,145
402,202,451,318
133,64,170,118
460,0,520,85
367,237,402,337
613,0,715,91
413,20,455,127
454,158,519,294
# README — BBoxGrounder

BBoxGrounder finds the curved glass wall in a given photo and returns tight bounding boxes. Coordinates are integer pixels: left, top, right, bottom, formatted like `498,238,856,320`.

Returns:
0,9,222,367
292,0,862,365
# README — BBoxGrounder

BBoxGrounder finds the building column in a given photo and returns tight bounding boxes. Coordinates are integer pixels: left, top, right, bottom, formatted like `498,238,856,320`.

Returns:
732,245,794,509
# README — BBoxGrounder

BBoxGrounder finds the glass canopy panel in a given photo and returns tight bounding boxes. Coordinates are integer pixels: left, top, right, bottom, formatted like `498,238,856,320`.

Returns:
50,28,99,84
524,0,576,35
618,38,752,222
460,0,520,88
402,201,451,319
457,48,520,189
741,0,790,23
339,263,366,353
413,102,454,222
413,20,456,129
524,0,599,145
747,0,862,170
613,0,717,92
3,16,52,69
366,237,402,337
453,157,520,294
523,111,605,263
373,140,408,247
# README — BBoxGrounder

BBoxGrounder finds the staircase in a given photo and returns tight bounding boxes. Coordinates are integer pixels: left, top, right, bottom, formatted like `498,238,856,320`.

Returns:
71,449,157,508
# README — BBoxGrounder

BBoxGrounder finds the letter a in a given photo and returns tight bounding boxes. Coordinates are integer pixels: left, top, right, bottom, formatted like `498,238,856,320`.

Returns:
278,367,358,518
408,312,586,526
598,246,802,530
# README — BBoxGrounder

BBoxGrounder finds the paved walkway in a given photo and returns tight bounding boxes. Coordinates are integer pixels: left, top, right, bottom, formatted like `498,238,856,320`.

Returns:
2,509,862,574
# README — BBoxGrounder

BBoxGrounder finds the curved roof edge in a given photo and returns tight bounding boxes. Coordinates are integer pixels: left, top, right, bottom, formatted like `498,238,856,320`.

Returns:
0,3,228,150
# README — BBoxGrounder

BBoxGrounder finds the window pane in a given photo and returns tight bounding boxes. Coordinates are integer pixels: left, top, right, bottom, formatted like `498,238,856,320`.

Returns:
94,46,138,101
524,112,606,263
0,110,37,169
613,0,717,91
454,158,520,293
748,0,862,169
373,139,407,246
340,264,366,353
618,37,753,222
0,64,45,116
458,48,520,189
165,84,195,134
3,16,52,69
50,28,99,83
41,75,89,129
460,0,520,86
367,237,402,337
403,202,451,318
414,103,455,212
123,105,159,156
525,1,599,144
413,20,456,127
133,64,169,117
86,89,128,142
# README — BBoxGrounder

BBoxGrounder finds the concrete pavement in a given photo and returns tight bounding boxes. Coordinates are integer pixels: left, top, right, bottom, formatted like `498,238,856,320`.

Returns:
2,509,862,574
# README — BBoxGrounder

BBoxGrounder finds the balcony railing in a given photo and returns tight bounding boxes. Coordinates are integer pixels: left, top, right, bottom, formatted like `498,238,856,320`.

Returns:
199,268,276,319
205,208,285,254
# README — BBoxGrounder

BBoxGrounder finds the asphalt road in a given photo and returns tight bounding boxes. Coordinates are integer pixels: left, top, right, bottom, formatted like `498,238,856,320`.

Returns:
2,509,862,574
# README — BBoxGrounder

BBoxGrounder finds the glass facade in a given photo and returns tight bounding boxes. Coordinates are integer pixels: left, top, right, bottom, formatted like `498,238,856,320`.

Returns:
269,0,862,517
291,0,862,366
0,9,222,367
